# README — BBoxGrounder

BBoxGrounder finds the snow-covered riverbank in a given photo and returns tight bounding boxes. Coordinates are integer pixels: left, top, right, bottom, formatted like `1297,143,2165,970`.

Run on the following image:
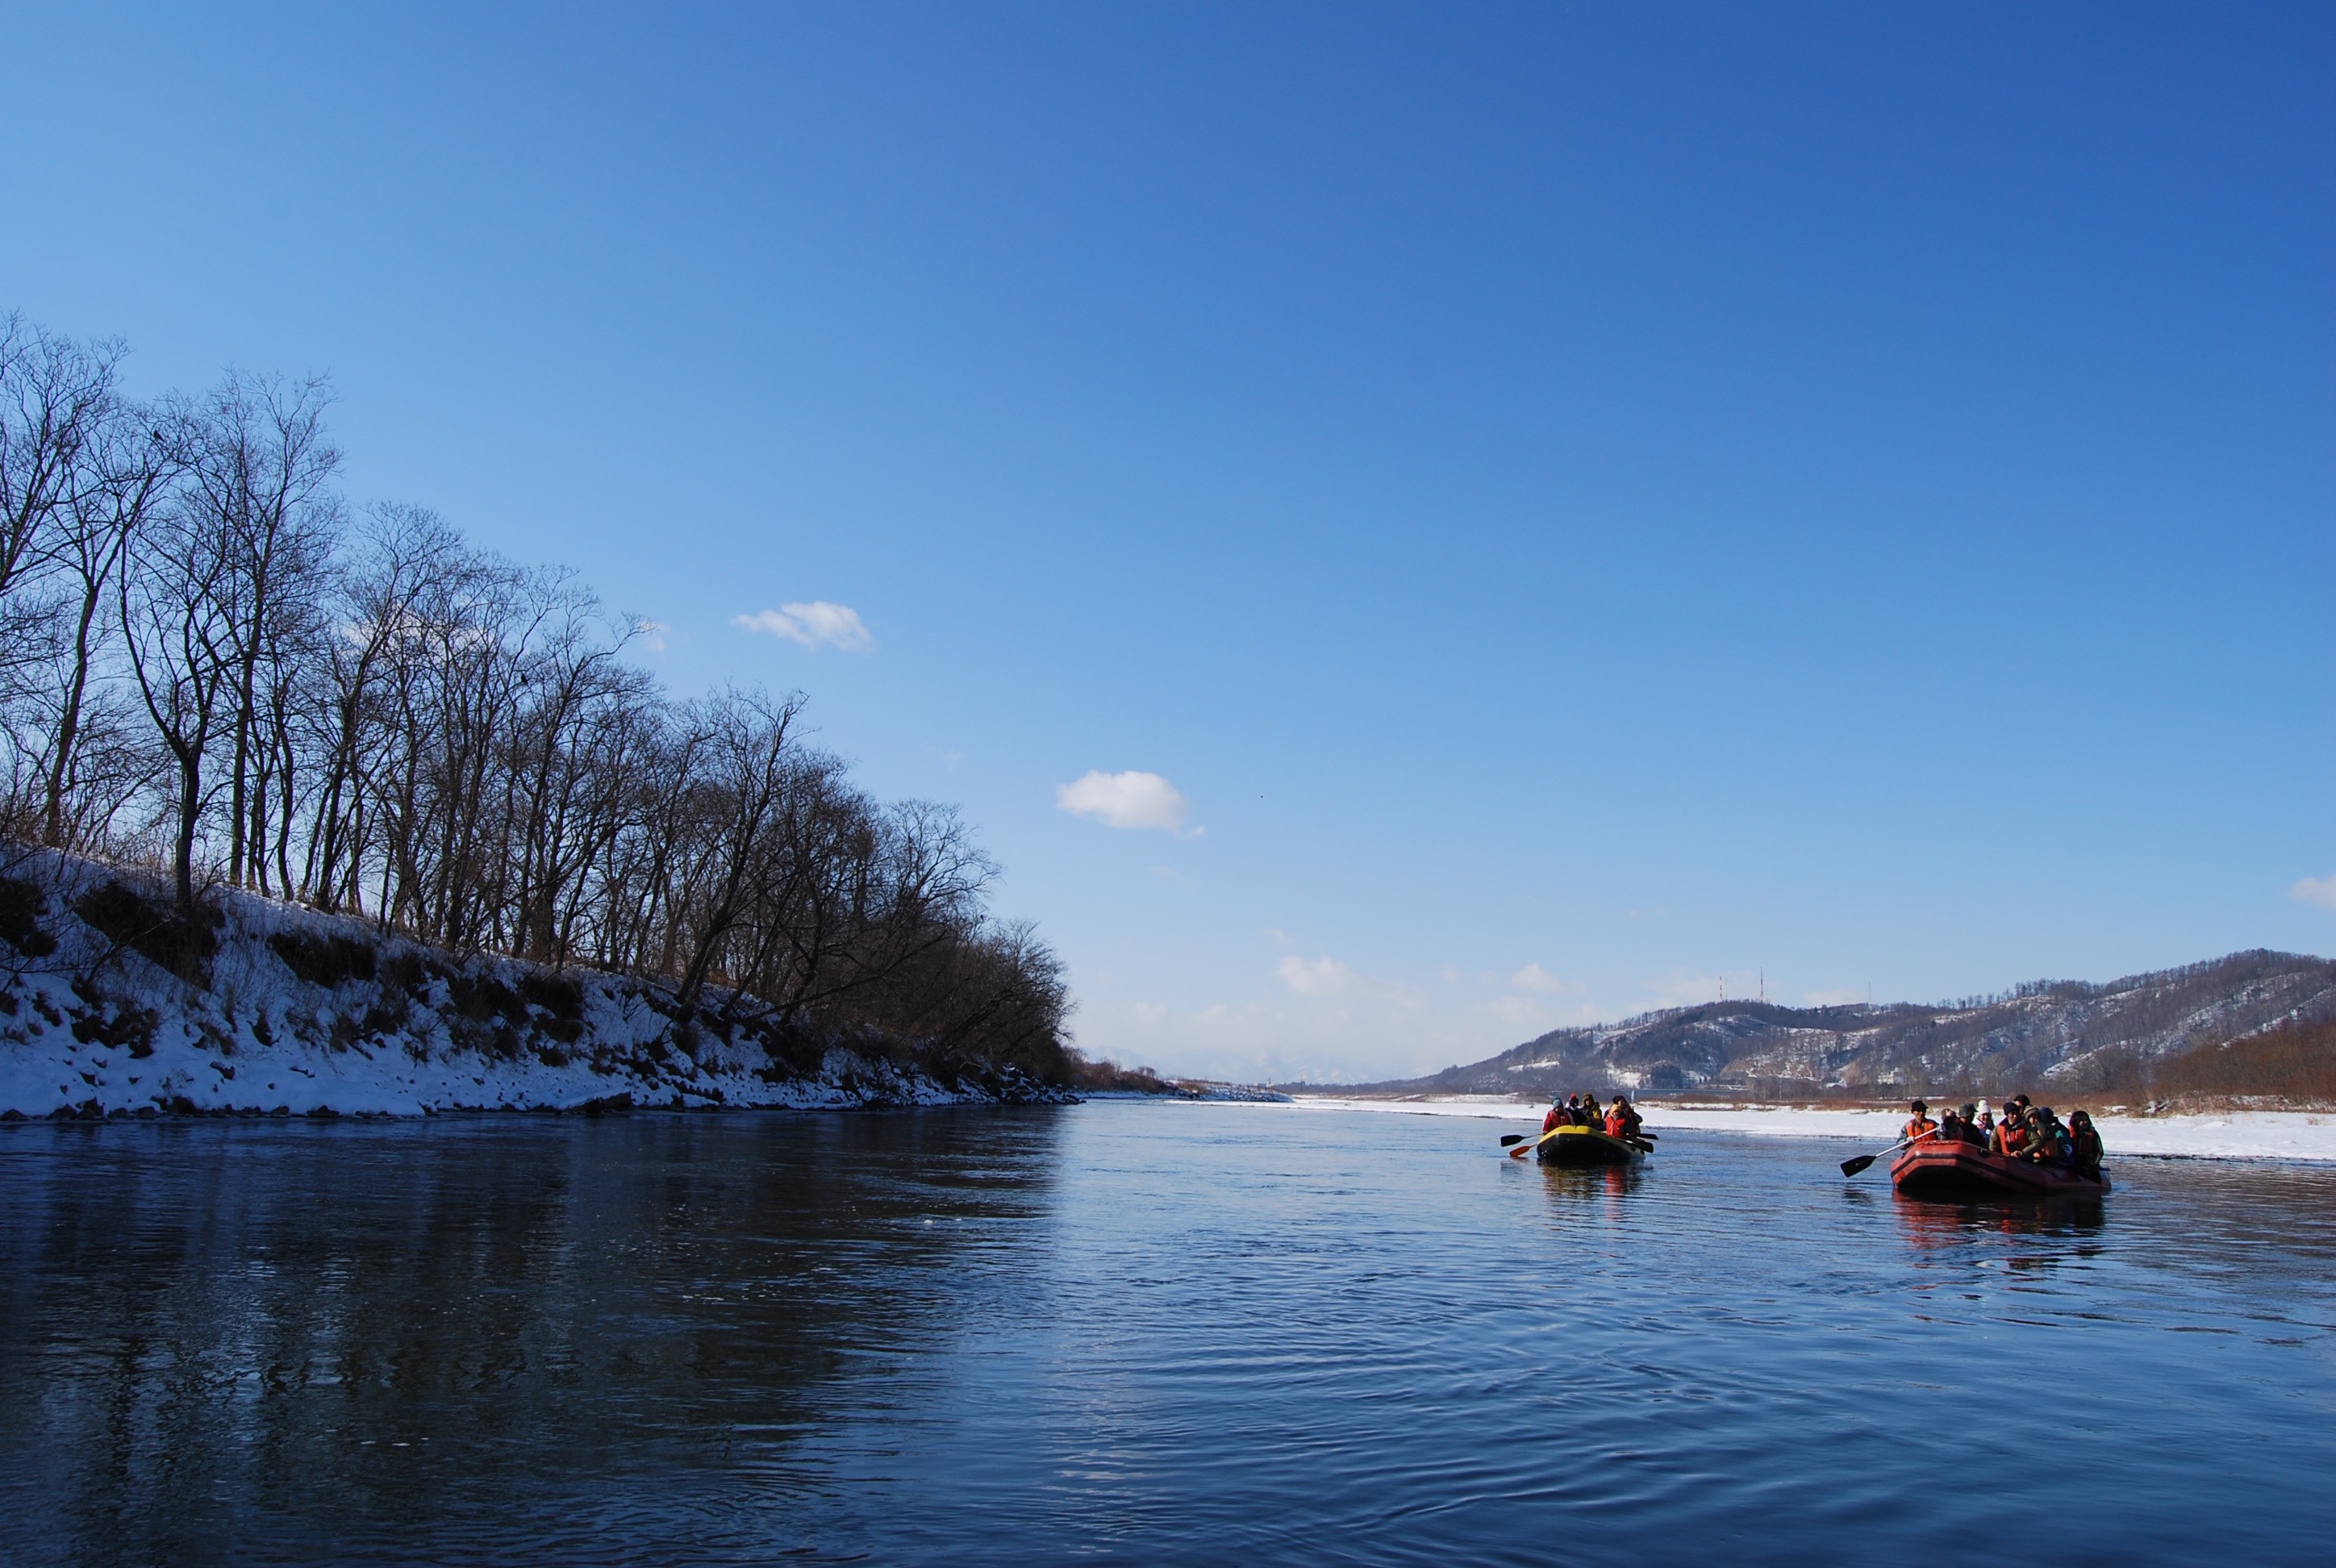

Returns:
0,854,1066,1119
1288,1095,2336,1164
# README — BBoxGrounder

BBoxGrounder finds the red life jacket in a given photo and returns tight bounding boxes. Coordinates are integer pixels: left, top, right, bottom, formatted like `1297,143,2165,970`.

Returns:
1902,1116,1937,1142
1543,1107,1562,1133
1604,1111,1626,1137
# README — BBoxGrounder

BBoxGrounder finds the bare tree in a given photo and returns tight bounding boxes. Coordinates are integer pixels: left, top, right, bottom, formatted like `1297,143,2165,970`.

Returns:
668,688,805,1011
118,447,240,923
175,370,340,889
0,316,120,623
302,503,460,909
38,403,176,847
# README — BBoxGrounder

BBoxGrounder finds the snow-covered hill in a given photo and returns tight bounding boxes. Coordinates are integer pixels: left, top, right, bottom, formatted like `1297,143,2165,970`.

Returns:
1327,950,2336,1100
0,850,1067,1118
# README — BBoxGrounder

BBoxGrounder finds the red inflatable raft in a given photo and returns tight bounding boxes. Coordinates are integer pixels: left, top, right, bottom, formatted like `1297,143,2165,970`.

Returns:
1890,1140,2109,1199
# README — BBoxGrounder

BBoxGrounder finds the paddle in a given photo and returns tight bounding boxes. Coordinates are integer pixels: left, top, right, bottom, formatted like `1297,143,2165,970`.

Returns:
1508,1128,1561,1158
1840,1136,1917,1178
1500,1129,1658,1145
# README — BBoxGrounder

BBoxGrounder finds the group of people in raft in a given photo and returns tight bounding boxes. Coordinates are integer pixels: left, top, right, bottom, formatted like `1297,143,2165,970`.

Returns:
1900,1095,2106,1181
1541,1092,1646,1141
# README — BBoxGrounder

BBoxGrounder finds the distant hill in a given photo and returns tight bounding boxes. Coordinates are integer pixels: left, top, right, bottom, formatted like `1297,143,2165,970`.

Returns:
1311,950,2336,1102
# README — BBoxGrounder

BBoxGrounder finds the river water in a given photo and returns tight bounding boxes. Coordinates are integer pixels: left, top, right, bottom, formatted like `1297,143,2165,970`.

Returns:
2,1102,2330,1565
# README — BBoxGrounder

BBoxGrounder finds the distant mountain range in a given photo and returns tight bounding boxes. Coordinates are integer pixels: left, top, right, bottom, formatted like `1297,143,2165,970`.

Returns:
1312,949,2336,1100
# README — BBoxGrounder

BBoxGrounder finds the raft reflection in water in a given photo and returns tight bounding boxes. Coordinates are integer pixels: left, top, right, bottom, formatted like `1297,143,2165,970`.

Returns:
1538,1160,1642,1225
1891,1190,2109,1251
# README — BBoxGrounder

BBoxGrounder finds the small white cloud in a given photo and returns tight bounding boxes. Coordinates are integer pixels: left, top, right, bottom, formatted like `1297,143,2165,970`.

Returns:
1804,987,1863,1007
1056,769,1191,832
1277,954,1356,995
1130,1002,1168,1024
2290,874,2336,911
733,601,874,653
1263,928,1295,948
1274,954,1426,1010
1510,963,1582,995
633,619,670,653
1488,995,1550,1027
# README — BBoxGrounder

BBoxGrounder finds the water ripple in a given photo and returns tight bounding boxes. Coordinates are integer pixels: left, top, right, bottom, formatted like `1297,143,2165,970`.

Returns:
1,1104,2331,1564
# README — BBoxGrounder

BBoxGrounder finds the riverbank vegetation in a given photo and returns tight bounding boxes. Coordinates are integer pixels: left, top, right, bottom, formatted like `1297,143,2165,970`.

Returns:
0,311,1088,1089
2079,1014,2336,1109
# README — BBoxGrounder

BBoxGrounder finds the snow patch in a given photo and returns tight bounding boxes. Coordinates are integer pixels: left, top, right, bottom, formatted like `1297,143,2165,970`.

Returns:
0,851,1065,1120
1286,1095,2336,1163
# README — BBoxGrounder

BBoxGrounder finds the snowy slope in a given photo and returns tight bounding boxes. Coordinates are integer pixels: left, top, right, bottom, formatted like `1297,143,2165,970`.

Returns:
1338,951,2336,1099
0,851,1066,1118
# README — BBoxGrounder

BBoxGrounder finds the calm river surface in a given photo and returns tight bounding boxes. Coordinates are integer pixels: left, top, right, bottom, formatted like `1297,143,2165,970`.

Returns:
2,1102,2331,1565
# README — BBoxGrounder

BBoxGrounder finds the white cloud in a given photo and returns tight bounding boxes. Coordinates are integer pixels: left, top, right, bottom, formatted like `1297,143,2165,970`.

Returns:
632,619,670,653
1277,954,1356,995
733,601,874,653
1488,995,1550,1027
1273,954,1426,1010
1804,987,1863,1007
1056,769,1191,832
2290,874,2336,911
1510,963,1583,995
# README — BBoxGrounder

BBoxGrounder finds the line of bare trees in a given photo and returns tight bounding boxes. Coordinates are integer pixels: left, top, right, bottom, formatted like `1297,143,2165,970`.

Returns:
0,313,1070,1078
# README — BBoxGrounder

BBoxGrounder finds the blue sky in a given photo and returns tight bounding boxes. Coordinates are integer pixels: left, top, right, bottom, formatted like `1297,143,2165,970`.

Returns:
6,2,2330,1081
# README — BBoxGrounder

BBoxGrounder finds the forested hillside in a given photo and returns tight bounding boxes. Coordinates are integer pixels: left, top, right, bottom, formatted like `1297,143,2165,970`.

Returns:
0,313,1075,1103
1333,949,2336,1103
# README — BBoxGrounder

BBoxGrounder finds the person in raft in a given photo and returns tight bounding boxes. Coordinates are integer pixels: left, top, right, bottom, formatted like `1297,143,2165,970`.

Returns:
2018,1107,2075,1168
1900,1100,1939,1144
1956,1104,1987,1145
1992,1095,2034,1155
2067,1110,2104,1180
1542,1096,1567,1135
1605,1096,1644,1142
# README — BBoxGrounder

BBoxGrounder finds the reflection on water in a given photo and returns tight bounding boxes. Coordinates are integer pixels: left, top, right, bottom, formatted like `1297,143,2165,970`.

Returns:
0,1113,1064,1564
1892,1192,2109,1245
2,1107,2332,1566
1539,1159,1642,1216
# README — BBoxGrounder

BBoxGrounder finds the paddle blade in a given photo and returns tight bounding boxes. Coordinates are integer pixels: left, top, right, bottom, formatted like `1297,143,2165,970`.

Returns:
1498,1134,1527,1146
1840,1153,1878,1177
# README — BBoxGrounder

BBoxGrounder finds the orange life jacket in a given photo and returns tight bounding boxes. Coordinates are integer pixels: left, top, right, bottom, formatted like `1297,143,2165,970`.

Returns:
1902,1116,1937,1142
1604,1111,1627,1137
